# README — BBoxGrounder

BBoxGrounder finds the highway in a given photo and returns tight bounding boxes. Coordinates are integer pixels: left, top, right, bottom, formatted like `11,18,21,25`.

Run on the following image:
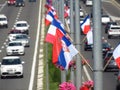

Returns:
0,0,42,90
80,0,120,90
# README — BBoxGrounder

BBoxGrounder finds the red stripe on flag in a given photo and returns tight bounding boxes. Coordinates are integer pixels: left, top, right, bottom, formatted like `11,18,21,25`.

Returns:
115,57,120,69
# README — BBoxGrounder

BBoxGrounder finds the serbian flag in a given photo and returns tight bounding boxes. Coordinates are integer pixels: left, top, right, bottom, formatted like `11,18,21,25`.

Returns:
45,11,54,26
64,6,70,18
86,29,93,45
113,43,120,68
80,15,91,34
53,34,78,70
45,19,66,44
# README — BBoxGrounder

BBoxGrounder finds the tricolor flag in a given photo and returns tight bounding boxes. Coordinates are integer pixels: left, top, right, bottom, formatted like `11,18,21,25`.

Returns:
80,15,91,34
53,34,78,70
86,29,93,45
45,19,66,44
64,6,70,18
113,43,120,68
45,11,54,26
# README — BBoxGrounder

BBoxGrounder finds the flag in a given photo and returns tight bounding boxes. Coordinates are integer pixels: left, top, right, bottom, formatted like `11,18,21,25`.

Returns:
46,0,52,5
53,34,78,70
80,15,91,34
64,6,70,18
45,19,66,44
86,29,93,45
45,11,54,26
113,43,120,68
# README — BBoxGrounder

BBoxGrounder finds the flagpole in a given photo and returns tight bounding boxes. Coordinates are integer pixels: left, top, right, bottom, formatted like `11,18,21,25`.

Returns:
93,0,103,90
70,0,75,85
75,0,82,90
103,56,113,71
60,0,66,83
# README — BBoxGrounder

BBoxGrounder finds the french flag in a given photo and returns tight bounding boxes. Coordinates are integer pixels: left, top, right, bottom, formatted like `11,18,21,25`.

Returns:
80,15,91,34
53,35,78,70
113,43,120,69
45,19,66,44
86,29,93,45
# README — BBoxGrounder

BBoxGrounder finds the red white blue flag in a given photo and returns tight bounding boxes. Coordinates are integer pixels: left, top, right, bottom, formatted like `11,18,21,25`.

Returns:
113,43,120,68
45,19,66,44
80,15,91,34
53,34,78,70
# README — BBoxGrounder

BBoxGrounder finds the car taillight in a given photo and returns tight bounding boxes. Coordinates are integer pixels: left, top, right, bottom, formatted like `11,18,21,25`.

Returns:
118,76,120,80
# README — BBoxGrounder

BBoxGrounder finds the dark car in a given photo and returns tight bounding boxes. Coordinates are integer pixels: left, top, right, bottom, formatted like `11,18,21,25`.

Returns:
103,51,119,72
84,41,93,51
102,42,112,57
29,0,36,2
15,0,25,7
105,21,117,33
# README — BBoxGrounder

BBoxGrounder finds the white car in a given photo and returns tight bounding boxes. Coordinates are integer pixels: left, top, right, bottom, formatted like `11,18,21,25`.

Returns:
6,41,25,55
0,14,8,28
80,9,84,17
101,15,111,24
8,29,24,41
0,56,24,78
13,34,30,47
108,25,120,39
14,21,30,34
86,0,93,6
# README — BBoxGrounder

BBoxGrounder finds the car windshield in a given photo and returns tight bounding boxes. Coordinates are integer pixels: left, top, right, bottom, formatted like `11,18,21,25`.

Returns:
15,35,28,39
9,42,22,46
16,23,27,27
10,30,21,34
102,43,110,48
0,18,6,21
2,58,21,65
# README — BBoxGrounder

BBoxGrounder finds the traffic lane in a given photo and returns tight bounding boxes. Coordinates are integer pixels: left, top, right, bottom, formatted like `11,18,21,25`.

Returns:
0,1,40,90
102,1,120,17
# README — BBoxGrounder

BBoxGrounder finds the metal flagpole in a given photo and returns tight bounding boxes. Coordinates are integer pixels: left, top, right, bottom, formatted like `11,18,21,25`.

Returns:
75,0,82,90
93,0,103,90
70,0,75,84
60,0,66,83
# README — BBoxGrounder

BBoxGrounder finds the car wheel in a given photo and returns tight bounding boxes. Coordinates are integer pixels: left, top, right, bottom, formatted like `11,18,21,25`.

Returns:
20,75,23,78
1,76,5,79
108,35,111,39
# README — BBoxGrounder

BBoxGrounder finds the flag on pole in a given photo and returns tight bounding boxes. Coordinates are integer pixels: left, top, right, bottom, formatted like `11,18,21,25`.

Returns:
53,34,78,70
80,15,91,34
45,19,66,44
113,43,120,68
86,29,93,45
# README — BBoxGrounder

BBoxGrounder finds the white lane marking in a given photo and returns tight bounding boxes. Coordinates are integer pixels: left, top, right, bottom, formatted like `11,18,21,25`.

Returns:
0,1,7,12
28,0,42,90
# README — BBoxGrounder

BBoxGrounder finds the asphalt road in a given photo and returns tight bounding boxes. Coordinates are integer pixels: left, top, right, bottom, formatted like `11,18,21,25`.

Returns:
0,0,41,90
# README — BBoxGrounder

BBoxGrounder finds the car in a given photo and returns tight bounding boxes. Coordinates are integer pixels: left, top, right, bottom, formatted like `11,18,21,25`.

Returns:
8,29,25,41
101,15,111,24
0,14,8,28
15,0,25,7
108,25,120,39
0,56,24,78
6,41,25,56
104,51,119,72
29,0,36,2
84,41,112,55
7,0,16,6
102,41,112,57
105,21,117,33
80,9,84,18
14,21,29,34
84,41,93,51
86,0,93,6
13,34,30,47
